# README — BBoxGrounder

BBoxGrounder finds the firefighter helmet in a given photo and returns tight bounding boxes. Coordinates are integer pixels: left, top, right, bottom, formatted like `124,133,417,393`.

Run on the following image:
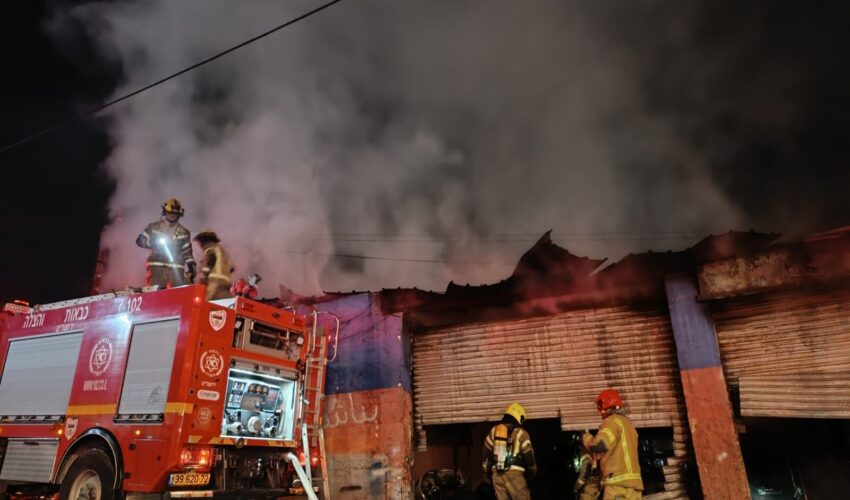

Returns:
161,198,185,216
193,230,220,244
596,388,622,415
504,402,526,425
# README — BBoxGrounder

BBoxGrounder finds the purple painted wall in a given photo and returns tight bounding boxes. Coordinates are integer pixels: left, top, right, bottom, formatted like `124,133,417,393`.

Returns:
315,293,413,499
318,293,411,395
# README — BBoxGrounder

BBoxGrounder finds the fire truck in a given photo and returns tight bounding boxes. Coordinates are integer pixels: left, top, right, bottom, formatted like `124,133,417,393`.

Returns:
0,285,336,500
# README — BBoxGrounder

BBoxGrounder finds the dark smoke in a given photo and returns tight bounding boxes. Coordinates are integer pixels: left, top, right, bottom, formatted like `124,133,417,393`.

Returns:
50,0,850,294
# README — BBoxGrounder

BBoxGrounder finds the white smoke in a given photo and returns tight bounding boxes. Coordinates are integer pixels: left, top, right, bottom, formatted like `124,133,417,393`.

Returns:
58,0,743,295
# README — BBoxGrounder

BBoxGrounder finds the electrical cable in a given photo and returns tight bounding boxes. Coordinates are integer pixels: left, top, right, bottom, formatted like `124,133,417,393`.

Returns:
0,0,345,155
277,228,717,265
280,248,517,266
290,235,705,243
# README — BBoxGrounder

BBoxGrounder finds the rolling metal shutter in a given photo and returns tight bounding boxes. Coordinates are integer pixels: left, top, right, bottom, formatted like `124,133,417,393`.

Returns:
712,288,850,418
413,305,691,497
0,332,84,417
0,439,60,482
119,319,181,416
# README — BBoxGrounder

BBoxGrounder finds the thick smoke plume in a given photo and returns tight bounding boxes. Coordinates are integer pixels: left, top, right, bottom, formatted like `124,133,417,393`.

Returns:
59,0,754,295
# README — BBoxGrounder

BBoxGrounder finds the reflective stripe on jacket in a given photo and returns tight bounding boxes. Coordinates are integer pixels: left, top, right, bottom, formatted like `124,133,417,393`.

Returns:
201,244,233,284
587,413,643,490
484,423,536,476
137,219,195,267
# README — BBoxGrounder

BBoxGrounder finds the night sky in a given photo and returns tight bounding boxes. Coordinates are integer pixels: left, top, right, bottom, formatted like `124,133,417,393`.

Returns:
2,1,850,305
1,2,116,305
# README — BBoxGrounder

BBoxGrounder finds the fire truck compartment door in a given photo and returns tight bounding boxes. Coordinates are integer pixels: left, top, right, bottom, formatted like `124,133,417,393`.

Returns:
124,439,169,489
119,319,180,415
0,438,60,482
0,332,83,416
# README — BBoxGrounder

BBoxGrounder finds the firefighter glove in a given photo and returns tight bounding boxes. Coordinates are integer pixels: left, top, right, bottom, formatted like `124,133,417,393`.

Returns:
186,261,197,282
135,232,151,249
574,477,585,493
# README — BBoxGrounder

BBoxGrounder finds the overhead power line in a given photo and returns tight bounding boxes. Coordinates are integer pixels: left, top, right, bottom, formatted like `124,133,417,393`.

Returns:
277,229,715,265
0,0,345,155
294,235,704,243
279,231,710,244
326,231,707,237
281,249,517,266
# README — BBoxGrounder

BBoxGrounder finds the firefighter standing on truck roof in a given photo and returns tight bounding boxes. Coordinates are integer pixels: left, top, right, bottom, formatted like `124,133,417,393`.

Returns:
193,230,233,300
582,389,644,500
483,402,537,500
135,198,196,287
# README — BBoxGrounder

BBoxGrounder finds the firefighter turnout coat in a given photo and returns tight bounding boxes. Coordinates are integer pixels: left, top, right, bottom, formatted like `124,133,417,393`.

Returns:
583,412,643,491
199,243,233,300
136,218,195,286
575,451,602,500
483,422,537,500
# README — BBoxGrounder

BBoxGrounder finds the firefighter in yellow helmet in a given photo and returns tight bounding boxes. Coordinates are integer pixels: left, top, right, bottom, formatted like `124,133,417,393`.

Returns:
482,402,537,500
582,389,643,500
193,230,234,300
135,198,196,287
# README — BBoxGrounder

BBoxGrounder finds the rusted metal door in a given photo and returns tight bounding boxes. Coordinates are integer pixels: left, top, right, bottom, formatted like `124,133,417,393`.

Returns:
711,287,850,418
412,305,691,496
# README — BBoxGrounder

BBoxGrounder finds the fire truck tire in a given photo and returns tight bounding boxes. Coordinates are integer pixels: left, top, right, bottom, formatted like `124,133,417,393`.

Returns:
58,448,118,500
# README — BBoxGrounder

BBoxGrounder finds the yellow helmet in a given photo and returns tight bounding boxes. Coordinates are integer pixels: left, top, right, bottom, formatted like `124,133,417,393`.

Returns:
504,402,526,425
161,198,185,216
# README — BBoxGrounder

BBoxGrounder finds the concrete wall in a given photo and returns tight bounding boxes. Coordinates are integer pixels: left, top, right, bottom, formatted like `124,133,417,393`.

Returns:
318,293,413,499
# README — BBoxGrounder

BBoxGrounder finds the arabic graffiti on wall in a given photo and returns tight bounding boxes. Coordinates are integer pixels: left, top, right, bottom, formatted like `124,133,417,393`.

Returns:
324,392,379,428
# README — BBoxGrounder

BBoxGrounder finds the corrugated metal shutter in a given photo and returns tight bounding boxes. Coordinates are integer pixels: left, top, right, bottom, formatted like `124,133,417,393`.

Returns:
413,305,691,497
0,439,60,482
119,319,180,415
0,332,83,416
712,288,850,418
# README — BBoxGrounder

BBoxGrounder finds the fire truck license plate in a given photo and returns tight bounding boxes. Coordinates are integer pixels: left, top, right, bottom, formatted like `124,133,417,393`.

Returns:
169,472,210,486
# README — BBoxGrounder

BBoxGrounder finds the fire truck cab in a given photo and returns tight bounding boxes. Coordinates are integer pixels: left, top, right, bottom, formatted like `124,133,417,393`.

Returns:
0,285,333,500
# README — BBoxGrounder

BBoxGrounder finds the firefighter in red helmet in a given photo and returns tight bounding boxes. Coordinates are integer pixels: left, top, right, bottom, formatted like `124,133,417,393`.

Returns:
135,198,196,287
482,402,537,500
582,389,643,499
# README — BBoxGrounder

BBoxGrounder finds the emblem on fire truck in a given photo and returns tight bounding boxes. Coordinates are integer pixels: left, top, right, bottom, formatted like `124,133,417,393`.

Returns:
199,350,224,377
209,310,227,331
64,417,78,440
197,406,212,424
89,338,113,376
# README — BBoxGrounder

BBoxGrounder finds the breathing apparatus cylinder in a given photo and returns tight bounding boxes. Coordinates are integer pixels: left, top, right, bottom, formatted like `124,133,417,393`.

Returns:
493,423,511,471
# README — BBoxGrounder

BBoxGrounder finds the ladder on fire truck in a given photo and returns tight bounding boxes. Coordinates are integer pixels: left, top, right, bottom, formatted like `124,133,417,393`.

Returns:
296,311,338,500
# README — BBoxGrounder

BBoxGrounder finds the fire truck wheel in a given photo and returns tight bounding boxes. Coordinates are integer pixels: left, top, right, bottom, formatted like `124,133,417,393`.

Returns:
58,448,117,500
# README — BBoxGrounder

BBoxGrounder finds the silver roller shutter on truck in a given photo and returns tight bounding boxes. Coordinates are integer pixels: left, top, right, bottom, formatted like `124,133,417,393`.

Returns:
118,318,181,416
0,331,84,417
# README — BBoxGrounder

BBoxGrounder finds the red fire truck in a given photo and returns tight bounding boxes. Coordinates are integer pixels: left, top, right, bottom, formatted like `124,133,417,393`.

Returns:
0,285,336,500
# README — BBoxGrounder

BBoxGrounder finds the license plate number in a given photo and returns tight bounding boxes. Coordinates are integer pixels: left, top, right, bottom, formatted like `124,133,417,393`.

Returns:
169,472,210,486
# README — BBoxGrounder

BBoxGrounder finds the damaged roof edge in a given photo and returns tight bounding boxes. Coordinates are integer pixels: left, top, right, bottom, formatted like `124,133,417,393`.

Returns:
279,227,850,315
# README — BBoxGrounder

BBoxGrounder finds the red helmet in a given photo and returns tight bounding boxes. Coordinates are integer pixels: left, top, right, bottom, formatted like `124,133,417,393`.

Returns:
595,389,622,415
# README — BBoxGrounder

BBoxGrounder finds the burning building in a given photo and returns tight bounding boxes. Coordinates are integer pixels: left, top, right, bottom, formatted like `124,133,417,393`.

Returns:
294,228,850,499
